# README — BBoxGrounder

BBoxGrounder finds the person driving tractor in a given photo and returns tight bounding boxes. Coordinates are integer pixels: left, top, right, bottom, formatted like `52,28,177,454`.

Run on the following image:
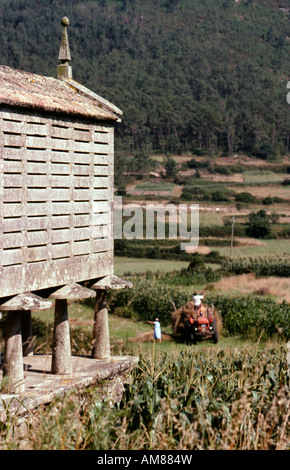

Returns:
192,290,205,316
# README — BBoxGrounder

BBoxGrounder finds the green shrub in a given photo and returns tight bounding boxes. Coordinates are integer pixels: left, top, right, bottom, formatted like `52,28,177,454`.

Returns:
110,279,189,326
211,190,231,202
235,192,257,203
263,196,283,205
206,293,290,341
247,209,272,239
221,255,290,277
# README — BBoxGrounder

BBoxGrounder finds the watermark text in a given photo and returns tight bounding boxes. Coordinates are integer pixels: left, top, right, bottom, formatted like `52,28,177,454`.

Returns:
114,197,199,251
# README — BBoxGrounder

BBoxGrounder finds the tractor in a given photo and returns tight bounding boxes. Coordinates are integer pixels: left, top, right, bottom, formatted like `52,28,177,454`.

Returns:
185,309,219,344
171,301,221,344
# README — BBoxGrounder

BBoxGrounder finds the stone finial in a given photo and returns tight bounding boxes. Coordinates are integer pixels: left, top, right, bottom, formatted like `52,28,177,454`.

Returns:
57,16,72,79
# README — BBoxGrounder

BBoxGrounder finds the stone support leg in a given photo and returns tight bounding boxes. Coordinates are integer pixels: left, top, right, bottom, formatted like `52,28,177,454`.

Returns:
21,310,34,357
51,299,72,374
2,311,25,394
91,290,110,359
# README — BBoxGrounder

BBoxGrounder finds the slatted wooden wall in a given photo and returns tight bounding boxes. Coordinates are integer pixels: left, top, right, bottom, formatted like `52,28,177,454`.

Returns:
0,107,114,297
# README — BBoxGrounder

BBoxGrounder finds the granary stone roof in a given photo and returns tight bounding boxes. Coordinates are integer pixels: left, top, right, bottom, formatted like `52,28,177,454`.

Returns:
0,65,122,122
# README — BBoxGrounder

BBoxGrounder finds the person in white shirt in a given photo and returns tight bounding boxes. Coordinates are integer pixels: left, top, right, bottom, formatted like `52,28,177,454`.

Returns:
193,290,205,313
147,318,161,343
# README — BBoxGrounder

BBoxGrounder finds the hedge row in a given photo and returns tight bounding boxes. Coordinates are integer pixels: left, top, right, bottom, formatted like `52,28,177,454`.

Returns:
109,279,290,341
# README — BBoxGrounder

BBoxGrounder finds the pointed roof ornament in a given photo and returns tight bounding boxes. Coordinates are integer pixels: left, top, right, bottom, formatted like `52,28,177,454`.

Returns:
57,16,72,80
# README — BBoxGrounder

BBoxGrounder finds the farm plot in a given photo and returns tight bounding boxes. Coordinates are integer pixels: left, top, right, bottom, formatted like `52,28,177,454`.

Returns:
231,184,290,201
129,182,175,197
243,170,284,185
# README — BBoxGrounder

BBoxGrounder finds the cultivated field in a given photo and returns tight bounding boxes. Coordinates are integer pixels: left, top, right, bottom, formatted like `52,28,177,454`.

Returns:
1,154,289,450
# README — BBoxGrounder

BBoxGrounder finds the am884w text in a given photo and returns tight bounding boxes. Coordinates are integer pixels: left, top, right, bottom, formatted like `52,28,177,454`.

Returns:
138,454,192,465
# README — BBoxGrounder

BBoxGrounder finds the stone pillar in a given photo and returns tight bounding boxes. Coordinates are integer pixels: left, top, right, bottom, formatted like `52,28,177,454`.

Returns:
49,283,95,374
51,299,72,375
2,310,25,394
92,290,110,359
21,311,34,357
91,275,133,360
0,293,52,394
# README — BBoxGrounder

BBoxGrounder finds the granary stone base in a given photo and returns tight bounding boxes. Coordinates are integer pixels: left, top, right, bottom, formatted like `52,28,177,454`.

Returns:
0,354,139,421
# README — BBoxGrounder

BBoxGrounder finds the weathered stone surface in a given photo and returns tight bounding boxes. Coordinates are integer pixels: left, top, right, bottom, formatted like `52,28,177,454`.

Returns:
0,18,127,406
0,354,139,420
92,291,110,359
2,311,25,394
91,276,133,359
92,275,133,290
49,283,95,300
51,299,72,375
21,311,34,357
0,293,52,311
0,94,117,299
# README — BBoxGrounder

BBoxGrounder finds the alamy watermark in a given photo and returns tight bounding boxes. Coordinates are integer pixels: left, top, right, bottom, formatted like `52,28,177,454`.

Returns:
114,196,199,251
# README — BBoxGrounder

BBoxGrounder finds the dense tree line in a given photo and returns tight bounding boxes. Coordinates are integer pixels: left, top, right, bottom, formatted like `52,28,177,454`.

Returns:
0,0,290,157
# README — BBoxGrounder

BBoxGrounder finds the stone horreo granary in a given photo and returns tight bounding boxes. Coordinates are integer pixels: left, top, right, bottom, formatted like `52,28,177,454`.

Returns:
0,17,134,400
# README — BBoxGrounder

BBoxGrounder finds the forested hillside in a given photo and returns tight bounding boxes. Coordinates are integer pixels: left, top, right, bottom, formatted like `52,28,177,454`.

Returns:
0,0,290,158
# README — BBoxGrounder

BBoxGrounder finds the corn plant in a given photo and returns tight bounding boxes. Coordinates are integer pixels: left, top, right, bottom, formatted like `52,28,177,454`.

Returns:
221,255,290,277
3,345,288,450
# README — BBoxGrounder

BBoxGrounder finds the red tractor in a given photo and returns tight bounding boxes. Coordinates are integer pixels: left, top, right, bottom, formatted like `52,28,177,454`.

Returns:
186,310,219,344
171,301,221,345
